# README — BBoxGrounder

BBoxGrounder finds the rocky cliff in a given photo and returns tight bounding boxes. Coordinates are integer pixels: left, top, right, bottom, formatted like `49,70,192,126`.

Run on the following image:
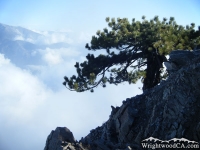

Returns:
44,50,200,150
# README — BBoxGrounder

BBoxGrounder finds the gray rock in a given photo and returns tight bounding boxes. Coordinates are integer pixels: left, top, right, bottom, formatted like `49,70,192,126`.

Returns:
44,127,76,150
44,50,200,149
169,50,194,68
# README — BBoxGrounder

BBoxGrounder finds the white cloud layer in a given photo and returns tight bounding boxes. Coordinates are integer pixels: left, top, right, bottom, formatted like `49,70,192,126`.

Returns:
36,31,74,44
13,30,74,45
39,47,80,65
0,54,49,122
0,24,143,150
14,35,35,43
0,51,142,150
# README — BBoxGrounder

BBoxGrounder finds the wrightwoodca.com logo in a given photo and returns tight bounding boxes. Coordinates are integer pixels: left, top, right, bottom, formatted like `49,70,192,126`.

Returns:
141,137,199,149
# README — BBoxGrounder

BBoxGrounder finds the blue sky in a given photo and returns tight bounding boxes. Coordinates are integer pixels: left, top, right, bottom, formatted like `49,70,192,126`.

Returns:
1,0,200,31
0,1,200,150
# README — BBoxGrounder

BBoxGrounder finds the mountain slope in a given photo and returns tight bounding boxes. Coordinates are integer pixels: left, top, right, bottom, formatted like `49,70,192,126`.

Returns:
0,23,69,67
0,23,42,41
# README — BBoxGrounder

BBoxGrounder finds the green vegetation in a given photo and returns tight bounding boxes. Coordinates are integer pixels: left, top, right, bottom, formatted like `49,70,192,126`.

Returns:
63,16,200,92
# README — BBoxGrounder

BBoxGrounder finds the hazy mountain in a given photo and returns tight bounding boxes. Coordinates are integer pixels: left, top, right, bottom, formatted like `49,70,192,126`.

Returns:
0,23,42,41
0,23,69,67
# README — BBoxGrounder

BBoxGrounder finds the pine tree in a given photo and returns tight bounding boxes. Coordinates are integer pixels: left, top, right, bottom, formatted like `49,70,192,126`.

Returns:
63,16,200,92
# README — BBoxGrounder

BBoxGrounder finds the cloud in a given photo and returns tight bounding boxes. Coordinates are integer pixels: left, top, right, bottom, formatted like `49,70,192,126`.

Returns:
13,29,74,45
0,54,58,150
38,47,80,65
14,35,35,43
0,29,143,150
77,31,93,44
34,31,74,45
26,47,81,91
0,54,10,65
0,51,142,150
0,54,49,122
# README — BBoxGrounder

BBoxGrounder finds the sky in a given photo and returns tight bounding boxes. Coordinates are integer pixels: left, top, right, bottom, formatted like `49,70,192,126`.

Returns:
0,0,200,150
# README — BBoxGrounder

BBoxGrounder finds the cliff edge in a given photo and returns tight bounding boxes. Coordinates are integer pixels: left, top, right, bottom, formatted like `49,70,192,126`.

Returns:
44,50,200,150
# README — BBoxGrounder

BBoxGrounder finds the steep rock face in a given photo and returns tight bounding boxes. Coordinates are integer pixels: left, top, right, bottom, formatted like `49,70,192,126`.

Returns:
44,50,200,150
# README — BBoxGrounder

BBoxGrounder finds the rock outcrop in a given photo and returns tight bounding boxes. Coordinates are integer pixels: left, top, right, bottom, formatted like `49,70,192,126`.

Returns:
44,50,200,150
44,127,76,150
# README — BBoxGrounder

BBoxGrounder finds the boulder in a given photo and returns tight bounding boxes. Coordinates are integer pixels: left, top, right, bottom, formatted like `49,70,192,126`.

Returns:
44,127,77,150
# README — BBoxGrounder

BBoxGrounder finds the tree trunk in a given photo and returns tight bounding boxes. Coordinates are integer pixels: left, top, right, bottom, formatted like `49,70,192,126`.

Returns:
142,53,165,91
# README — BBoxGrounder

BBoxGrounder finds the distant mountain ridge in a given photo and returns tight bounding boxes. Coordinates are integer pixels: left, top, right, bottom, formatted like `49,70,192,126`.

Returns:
0,23,41,41
0,23,69,67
